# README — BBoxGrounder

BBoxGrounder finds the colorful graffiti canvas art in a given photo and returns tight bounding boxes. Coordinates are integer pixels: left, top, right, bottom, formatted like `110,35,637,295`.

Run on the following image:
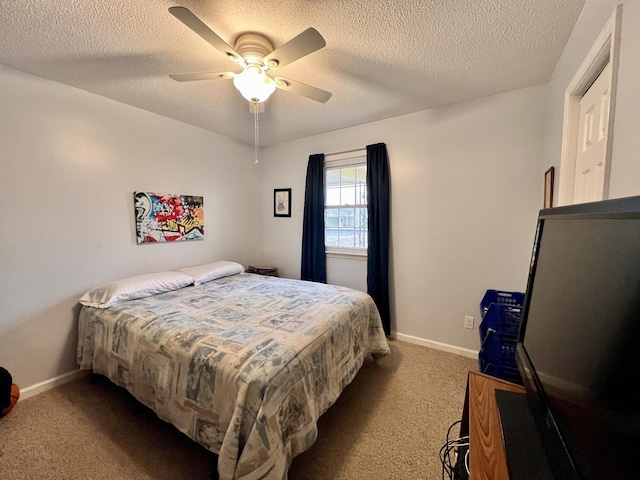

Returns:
134,192,204,243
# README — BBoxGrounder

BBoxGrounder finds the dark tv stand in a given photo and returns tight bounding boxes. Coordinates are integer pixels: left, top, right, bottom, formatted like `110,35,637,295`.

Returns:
460,372,525,479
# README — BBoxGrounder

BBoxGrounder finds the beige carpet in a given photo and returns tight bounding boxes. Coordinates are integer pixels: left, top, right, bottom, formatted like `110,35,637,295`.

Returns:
0,339,476,479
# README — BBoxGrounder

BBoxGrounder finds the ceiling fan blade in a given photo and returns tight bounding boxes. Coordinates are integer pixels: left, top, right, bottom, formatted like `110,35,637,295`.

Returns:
169,72,235,82
168,6,243,64
274,77,331,103
264,28,326,69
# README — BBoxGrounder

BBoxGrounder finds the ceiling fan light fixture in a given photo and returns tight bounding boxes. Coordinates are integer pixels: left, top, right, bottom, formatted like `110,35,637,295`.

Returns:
233,66,276,103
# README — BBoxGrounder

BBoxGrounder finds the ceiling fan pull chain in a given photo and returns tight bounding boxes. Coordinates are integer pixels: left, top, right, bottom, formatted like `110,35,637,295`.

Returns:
254,101,259,164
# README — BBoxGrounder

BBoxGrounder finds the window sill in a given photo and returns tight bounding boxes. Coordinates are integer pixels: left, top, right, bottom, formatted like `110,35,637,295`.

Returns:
326,250,368,260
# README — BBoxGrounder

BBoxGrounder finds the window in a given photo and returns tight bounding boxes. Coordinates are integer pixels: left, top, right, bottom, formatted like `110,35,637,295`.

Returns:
325,160,367,254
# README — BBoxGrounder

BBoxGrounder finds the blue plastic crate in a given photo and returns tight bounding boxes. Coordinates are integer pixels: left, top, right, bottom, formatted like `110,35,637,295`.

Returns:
479,304,522,364
479,325,518,367
480,289,525,318
480,304,523,339
478,289,524,383
479,356,523,384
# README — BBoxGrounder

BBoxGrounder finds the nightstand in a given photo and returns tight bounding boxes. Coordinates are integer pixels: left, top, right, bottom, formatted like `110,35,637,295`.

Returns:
246,265,279,277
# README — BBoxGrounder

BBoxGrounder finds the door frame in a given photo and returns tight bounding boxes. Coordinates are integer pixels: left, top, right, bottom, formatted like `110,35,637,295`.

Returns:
558,5,622,206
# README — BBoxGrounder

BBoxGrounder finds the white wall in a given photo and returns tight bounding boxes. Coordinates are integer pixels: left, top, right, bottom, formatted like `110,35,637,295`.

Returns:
260,85,546,351
0,66,262,389
326,255,367,292
544,0,640,199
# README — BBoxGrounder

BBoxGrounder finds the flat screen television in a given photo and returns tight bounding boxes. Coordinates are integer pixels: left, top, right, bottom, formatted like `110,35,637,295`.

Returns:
497,195,640,480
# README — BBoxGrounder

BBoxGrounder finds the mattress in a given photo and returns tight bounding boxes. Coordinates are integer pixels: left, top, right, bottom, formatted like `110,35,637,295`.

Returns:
77,273,389,479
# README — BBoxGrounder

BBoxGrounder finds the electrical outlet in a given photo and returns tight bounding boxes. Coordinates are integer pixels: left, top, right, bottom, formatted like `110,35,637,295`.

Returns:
464,316,474,329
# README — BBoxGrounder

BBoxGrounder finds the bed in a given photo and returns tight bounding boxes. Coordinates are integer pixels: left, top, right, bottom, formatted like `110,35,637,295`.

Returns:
77,266,389,480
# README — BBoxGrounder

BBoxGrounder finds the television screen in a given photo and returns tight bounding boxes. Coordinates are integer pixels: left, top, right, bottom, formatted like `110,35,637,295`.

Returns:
515,196,640,480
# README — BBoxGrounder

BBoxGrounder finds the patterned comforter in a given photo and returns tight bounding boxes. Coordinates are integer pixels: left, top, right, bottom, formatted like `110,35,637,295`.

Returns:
77,273,389,479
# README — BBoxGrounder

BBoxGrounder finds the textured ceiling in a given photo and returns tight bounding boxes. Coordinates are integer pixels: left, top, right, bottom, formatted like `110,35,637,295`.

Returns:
0,0,585,146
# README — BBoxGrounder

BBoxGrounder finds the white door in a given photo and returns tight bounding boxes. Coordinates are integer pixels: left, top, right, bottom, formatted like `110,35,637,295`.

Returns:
572,61,612,204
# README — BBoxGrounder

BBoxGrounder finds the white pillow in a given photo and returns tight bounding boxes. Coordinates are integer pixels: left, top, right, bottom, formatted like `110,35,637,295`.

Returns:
178,261,244,286
79,271,193,308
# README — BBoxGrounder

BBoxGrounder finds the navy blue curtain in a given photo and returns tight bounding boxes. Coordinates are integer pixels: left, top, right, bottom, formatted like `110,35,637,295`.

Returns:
301,153,327,283
366,143,391,335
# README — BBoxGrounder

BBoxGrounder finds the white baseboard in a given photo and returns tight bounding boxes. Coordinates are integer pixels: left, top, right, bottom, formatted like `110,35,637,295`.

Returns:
20,369,91,400
391,332,479,359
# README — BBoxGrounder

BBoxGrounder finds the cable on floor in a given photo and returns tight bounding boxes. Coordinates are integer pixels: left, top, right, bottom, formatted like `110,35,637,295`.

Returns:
439,420,469,480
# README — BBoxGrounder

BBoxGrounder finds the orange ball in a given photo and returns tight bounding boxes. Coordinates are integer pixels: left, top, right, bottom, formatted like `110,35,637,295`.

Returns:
1,384,19,417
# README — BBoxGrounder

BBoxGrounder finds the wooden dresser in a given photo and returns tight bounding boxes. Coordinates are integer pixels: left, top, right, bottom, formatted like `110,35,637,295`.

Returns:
460,371,525,480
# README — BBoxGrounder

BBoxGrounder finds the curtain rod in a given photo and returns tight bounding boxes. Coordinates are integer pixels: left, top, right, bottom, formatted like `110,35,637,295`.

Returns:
324,147,366,158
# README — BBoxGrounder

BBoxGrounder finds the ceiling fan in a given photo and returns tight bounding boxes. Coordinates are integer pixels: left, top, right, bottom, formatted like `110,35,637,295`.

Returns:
168,6,332,105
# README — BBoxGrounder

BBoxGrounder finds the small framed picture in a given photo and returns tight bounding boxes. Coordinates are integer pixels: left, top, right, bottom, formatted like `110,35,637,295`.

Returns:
274,188,291,217
544,167,555,209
